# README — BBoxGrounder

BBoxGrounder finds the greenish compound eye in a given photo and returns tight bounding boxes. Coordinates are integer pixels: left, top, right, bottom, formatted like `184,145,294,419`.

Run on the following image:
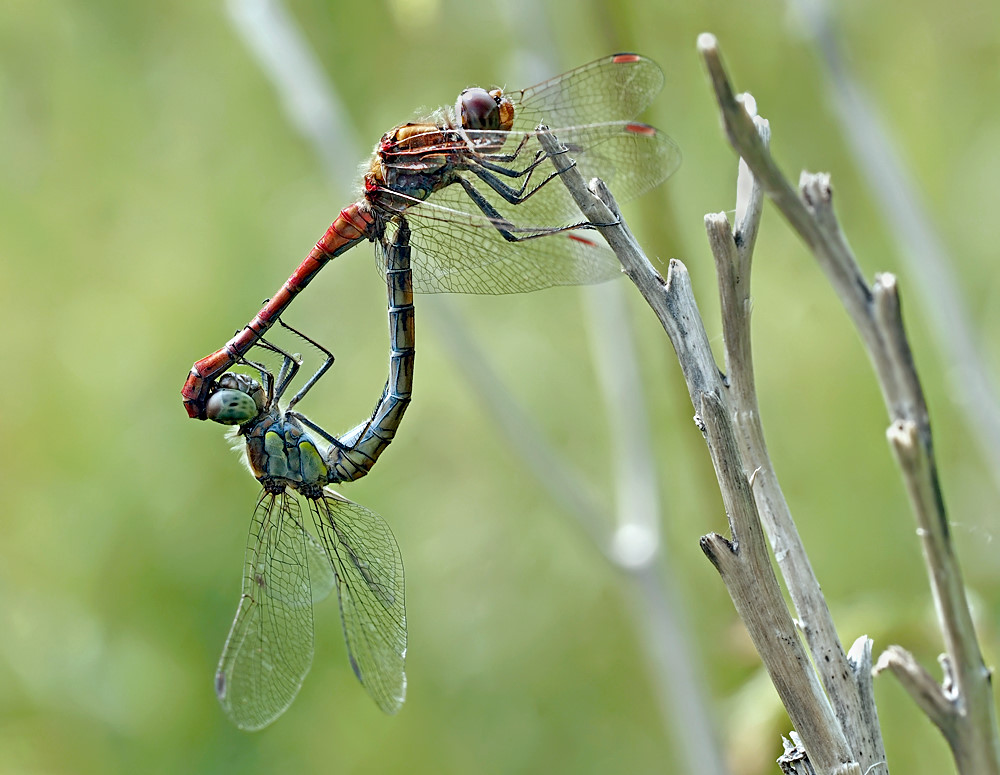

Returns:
206,389,259,425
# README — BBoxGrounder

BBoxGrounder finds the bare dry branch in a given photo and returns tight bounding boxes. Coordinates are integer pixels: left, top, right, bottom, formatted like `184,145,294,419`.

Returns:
704,108,885,774
873,646,953,730
538,127,859,774
792,0,1000,498
698,30,1000,775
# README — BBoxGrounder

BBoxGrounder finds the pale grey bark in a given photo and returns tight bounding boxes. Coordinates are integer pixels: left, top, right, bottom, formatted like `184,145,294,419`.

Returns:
540,31,1000,775
791,0,1000,500
538,128,861,775
697,32,999,775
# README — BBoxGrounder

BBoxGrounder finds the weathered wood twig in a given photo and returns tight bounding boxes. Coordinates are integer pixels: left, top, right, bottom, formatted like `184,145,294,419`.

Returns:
537,30,998,773
699,32,999,775
793,0,1000,498
538,128,860,774
703,92,884,773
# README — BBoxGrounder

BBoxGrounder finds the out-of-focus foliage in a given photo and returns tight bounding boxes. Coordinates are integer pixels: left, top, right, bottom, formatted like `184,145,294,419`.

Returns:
1,1,998,773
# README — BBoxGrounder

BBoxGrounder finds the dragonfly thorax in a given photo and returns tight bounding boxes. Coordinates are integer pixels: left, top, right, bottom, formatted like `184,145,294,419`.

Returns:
245,416,331,494
206,373,333,492
364,123,453,207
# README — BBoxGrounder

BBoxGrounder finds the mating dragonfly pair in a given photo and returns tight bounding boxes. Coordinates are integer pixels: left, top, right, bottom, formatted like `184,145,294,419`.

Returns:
188,53,680,730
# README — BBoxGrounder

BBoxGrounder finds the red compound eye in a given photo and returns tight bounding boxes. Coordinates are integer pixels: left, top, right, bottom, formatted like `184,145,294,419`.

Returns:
457,87,500,131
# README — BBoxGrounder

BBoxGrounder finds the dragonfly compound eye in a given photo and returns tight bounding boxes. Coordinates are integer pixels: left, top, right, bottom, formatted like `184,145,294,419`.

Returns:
457,87,500,131
206,389,259,425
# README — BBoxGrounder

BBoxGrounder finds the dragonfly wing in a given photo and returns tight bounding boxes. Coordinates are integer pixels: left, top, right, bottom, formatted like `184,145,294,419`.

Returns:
509,54,665,133
450,122,680,230
215,491,317,731
374,123,678,293
310,489,406,714
375,204,618,294
381,122,679,227
553,122,681,206
305,528,336,604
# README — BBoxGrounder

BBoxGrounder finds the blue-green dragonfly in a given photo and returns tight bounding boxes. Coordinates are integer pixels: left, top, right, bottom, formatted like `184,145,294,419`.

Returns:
204,221,413,730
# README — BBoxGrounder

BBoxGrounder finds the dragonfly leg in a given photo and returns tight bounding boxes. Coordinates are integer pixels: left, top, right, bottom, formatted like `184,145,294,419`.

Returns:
472,148,547,179
454,176,614,242
274,318,336,412
474,133,567,172
473,132,532,164
287,410,361,455
273,352,300,402
461,144,579,205
458,150,553,202
234,355,279,407
249,335,302,402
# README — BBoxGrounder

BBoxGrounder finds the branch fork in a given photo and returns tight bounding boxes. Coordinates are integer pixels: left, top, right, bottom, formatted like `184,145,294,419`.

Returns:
543,32,998,775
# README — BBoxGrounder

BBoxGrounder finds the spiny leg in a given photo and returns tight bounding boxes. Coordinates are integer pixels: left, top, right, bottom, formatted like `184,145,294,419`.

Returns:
454,175,614,243
234,355,278,407
472,131,532,164
287,411,366,458
273,318,336,411
457,145,573,204
249,335,302,402
472,148,547,179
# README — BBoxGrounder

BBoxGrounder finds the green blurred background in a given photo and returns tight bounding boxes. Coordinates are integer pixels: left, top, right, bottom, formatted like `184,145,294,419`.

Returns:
2,0,999,772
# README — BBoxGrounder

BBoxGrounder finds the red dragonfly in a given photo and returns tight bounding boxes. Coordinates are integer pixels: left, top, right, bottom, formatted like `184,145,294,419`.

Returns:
183,53,680,419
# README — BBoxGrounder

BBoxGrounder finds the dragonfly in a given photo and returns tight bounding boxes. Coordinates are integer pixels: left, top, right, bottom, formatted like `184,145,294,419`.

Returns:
206,221,413,730
183,53,680,419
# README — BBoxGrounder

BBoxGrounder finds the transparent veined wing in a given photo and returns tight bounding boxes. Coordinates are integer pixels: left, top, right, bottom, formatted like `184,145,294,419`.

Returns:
373,122,679,294
305,528,337,604
508,53,665,134
310,489,406,714
215,490,332,730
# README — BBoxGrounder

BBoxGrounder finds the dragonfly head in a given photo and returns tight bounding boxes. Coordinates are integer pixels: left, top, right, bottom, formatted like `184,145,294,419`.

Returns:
206,373,267,427
456,87,513,133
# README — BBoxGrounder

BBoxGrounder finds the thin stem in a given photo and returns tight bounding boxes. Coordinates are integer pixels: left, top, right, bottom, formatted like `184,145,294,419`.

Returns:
699,30,1000,775
538,126,858,774
705,107,885,772
793,0,1000,500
